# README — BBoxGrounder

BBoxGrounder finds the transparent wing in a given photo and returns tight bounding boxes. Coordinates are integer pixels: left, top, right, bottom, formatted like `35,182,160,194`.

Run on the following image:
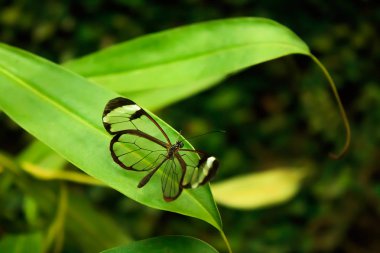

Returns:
110,130,168,171
103,97,218,201
103,97,171,145
179,150,219,189
161,158,185,201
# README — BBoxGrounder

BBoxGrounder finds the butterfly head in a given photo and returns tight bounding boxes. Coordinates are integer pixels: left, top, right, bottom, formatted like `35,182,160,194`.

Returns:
176,140,184,149
168,140,184,157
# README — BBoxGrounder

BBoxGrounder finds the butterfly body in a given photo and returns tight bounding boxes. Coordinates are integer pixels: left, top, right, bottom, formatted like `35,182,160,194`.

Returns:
102,97,218,201
168,141,184,157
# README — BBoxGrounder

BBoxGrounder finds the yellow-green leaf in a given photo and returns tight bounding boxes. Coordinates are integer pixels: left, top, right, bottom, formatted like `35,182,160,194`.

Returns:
212,168,308,209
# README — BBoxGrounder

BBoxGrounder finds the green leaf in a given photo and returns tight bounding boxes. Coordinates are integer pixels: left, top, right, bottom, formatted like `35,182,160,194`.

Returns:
212,168,308,209
0,43,221,230
0,232,43,253
64,17,310,109
126,75,225,111
101,236,219,253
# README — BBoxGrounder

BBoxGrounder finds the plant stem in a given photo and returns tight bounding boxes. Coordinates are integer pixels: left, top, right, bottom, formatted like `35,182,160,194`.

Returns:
220,230,233,253
310,54,351,159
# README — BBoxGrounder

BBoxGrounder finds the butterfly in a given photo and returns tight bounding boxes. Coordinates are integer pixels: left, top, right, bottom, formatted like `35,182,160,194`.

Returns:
102,97,219,201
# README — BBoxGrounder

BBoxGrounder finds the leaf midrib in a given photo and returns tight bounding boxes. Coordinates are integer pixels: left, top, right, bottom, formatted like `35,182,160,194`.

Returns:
80,42,309,79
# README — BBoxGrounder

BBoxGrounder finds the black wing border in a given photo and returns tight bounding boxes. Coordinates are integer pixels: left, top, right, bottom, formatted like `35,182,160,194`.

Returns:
177,149,219,189
103,97,172,145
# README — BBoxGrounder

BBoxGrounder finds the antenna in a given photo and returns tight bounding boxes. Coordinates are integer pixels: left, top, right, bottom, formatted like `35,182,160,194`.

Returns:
185,130,226,141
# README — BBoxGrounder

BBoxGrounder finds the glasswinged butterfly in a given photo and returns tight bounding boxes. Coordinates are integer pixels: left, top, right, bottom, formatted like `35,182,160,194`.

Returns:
102,97,219,202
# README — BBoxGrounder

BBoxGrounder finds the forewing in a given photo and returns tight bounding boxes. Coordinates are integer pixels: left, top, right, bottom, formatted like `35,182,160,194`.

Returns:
180,150,219,189
110,130,167,171
161,158,185,201
103,97,170,145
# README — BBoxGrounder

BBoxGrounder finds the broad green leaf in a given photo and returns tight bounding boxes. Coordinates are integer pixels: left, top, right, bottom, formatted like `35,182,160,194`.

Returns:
0,232,43,253
212,168,308,209
101,236,218,253
126,75,225,111
65,17,310,109
0,43,221,230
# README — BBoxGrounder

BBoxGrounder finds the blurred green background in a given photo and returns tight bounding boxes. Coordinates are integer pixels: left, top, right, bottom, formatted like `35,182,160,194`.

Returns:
0,0,379,252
